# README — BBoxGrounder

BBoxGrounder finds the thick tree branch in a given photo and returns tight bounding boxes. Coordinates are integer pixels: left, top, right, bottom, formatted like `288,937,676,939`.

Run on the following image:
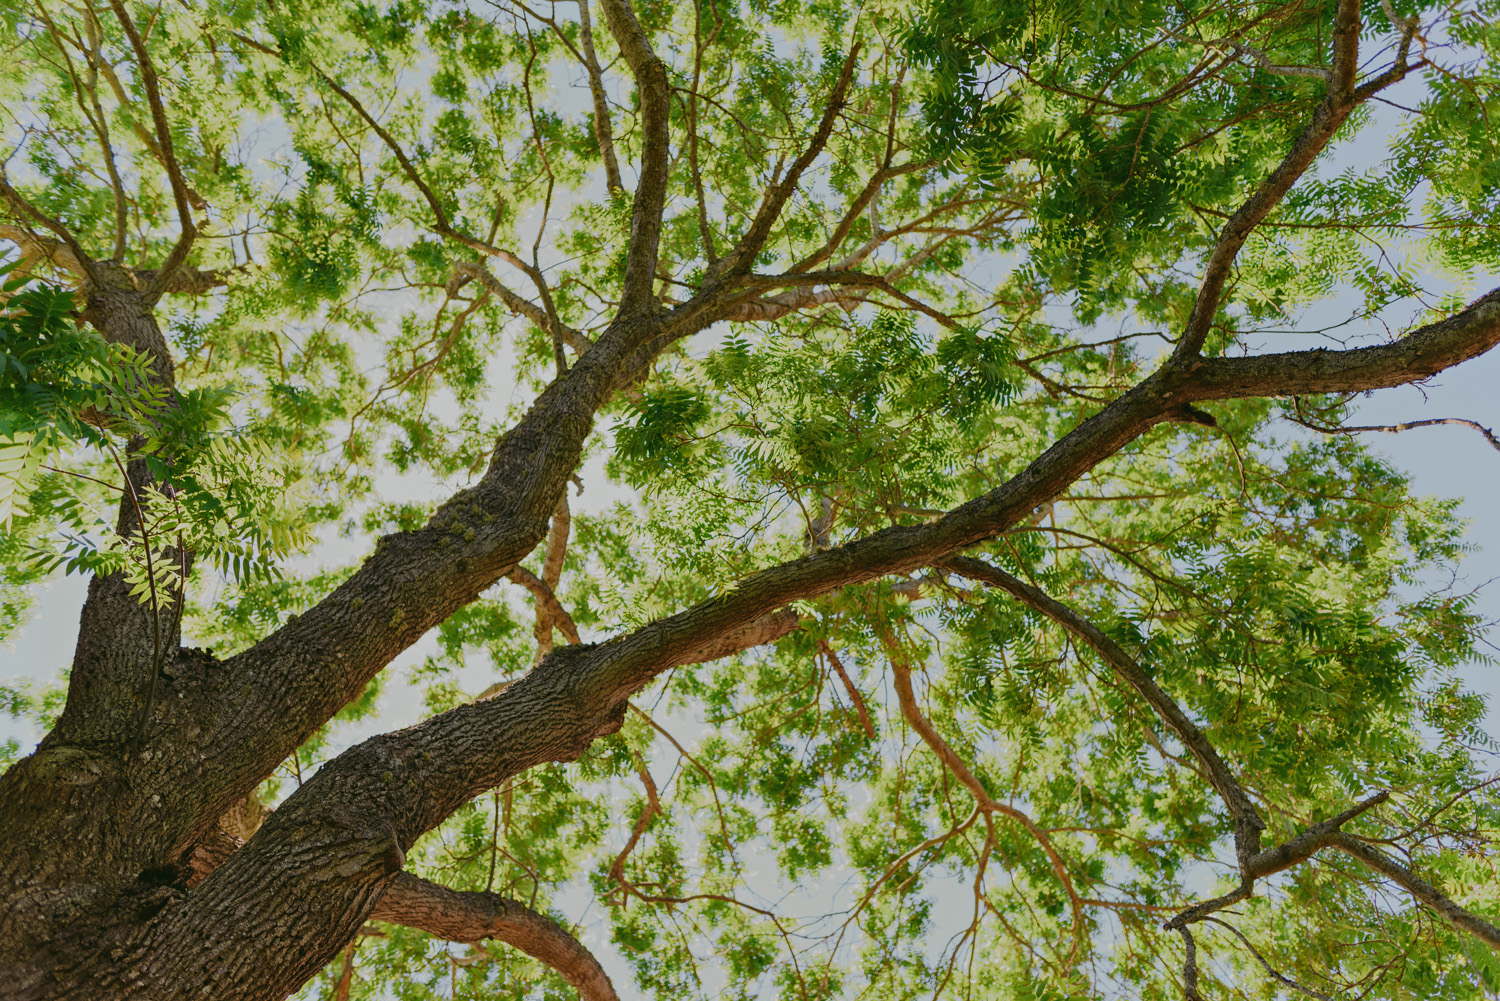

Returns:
371,872,619,1001
186,808,618,1001
1178,926,1204,1001
76,170,1500,990
187,291,1500,791
140,283,1500,987
0,223,86,280
36,258,195,763
1328,833,1500,949
679,607,802,664
1184,289,1500,400
9,3,1498,994
135,320,638,875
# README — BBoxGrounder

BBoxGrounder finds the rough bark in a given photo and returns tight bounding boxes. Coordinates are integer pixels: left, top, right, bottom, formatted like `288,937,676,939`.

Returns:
5,275,1499,997
2,2,1498,995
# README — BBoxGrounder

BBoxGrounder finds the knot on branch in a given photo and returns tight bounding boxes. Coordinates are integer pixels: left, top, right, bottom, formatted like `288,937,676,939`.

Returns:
1168,404,1217,427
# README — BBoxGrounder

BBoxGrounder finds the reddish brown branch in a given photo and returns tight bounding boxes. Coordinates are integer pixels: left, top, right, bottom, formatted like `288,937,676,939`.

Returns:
819,642,875,739
508,565,581,647
880,631,1085,967
371,872,619,1001
607,756,660,892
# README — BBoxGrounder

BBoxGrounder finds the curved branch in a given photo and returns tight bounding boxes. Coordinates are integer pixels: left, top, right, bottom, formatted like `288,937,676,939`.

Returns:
0,181,98,287
509,564,581,647
936,556,1266,864
606,754,660,892
1289,413,1500,452
820,642,874,739
186,800,618,1000
1202,918,1337,1001
882,636,1086,967
933,560,1497,946
371,872,619,1001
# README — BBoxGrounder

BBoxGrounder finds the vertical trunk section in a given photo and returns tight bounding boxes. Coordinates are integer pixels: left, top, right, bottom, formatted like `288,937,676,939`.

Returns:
0,266,185,971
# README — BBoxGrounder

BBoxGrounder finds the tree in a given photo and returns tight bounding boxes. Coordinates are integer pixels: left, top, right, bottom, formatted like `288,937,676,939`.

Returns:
1,0,1498,997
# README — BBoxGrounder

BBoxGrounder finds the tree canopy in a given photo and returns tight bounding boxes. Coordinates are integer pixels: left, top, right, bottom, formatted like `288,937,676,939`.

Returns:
1,0,1499,998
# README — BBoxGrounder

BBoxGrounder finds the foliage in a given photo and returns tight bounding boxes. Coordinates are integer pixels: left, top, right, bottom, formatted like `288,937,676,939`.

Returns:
0,270,309,604
1,0,1498,998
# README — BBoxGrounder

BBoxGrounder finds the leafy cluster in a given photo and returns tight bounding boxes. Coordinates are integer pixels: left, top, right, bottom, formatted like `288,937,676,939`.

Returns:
0,272,308,607
0,0,1497,998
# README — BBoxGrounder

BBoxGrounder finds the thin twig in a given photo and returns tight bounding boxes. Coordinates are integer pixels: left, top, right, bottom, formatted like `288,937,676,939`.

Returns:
1202,918,1337,1000
1289,414,1500,452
